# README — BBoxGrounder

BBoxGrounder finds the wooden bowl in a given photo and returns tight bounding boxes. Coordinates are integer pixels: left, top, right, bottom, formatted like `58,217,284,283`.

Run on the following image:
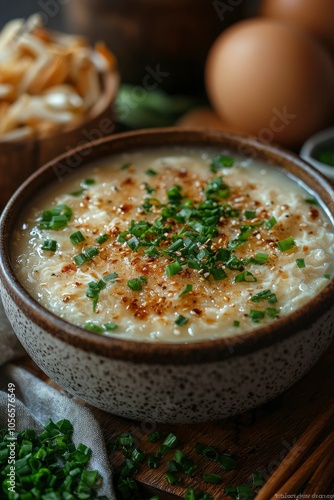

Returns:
0,71,119,209
0,129,333,423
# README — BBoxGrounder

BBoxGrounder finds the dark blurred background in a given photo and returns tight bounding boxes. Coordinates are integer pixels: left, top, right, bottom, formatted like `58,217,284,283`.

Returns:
0,0,258,94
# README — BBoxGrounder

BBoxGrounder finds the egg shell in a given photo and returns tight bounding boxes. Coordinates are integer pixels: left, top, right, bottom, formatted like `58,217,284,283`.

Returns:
260,0,334,57
205,19,334,147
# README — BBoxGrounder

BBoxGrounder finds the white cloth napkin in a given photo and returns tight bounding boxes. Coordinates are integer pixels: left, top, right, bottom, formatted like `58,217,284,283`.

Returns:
0,294,116,499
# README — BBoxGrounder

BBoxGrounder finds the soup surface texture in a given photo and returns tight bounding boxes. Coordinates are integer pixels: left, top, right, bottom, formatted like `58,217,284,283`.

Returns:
13,148,334,342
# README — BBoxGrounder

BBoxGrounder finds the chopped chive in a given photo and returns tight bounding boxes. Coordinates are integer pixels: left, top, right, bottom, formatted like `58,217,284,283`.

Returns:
203,473,222,484
38,204,73,230
127,236,140,251
144,246,160,258
121,162,132,170
117,433,135,447
252,471,264,487
251,289,277,304
148,431,165,443
276,236,296,252
84,246,99,259
233,320,240,327
103,272,119,282
266,307,279,318
70,231,85,245
244,210,256,219
86,280,106,311
82,178,95,186
145,169,157,176
147,455,159,469
165,471,182,485
211,266,228,281
104,323,118,331
95,234,109,244
85,323,104,333
179,284,193,297
162,433,179,449
41,239,57,252
324,273,331,279
235,271,257,283
73,253,88,266
225,484,255,500
218,453,237,470
175,315,189,326
166,261,182,277
144,183,155,194
210,154,235,173
255,252,269,264
127,277,146,291
249,309,266,322
296,258,305,268
265,216,277,229
305,197,319,205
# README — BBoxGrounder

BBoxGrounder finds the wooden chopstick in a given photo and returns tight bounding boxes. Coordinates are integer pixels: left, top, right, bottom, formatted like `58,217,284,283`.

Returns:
274,431,334,495
304,444,334,494
255,403,334,500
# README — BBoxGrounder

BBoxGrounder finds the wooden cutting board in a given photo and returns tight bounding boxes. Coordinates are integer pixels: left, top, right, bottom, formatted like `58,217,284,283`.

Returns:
20,340,334,499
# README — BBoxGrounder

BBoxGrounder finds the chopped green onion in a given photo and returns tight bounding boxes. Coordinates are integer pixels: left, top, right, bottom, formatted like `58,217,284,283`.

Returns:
265,216,277,229
86,280,106,311
41,239,57,252
104,323,118,331
266,307,279,318
210,154,235,173
127,277,147,291
163,433,179,449
95,234,109,244
179,284,193,297
121,162,132,170
254,252,269,264
127,236,140,251
296,258,306,268
148,431,165,443
251,289,277,304
244,210,256,219
145,169,157,176
225,484,255,500
165,471,182,485
276,236,296,252
304,197,319,205
147,455,159,469
249,309,266,322
103,272,119,282
218,453,237,470
252,471,264,487
211,266,228,281
203,473,222,484
324,273,331,279
235,271,257,283
73,253,88,266
166,261,182,277
38,204,73,230
70,231,85,245
85,323,104,333
85,246,99,259
233,320,240,327
82,178,95,186
175,315,189,326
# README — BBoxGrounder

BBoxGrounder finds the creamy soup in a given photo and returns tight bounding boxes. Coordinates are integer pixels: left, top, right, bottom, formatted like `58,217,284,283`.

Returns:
13,148,334,342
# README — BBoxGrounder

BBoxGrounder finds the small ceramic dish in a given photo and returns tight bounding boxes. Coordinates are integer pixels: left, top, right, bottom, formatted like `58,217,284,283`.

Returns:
0,129,333,423
300,127,334,182
0,71,119,209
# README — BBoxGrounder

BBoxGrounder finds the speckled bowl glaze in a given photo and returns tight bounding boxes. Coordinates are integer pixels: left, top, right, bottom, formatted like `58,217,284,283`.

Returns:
1,129,334,423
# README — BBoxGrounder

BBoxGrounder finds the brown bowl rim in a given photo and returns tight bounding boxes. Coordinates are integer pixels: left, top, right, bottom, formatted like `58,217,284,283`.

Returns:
1,128,333,365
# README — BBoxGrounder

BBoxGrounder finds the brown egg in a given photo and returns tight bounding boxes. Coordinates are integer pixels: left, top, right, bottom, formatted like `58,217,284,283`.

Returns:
176,107,240,133
205,19,334,147
260,0,334,57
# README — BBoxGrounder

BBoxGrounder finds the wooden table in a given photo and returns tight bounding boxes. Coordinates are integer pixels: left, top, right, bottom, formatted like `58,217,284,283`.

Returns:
21,339,334,499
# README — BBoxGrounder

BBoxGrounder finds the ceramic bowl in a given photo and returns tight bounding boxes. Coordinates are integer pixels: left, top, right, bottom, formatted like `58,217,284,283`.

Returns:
300,127,334,182
0,70,119,209
0,129,333,424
